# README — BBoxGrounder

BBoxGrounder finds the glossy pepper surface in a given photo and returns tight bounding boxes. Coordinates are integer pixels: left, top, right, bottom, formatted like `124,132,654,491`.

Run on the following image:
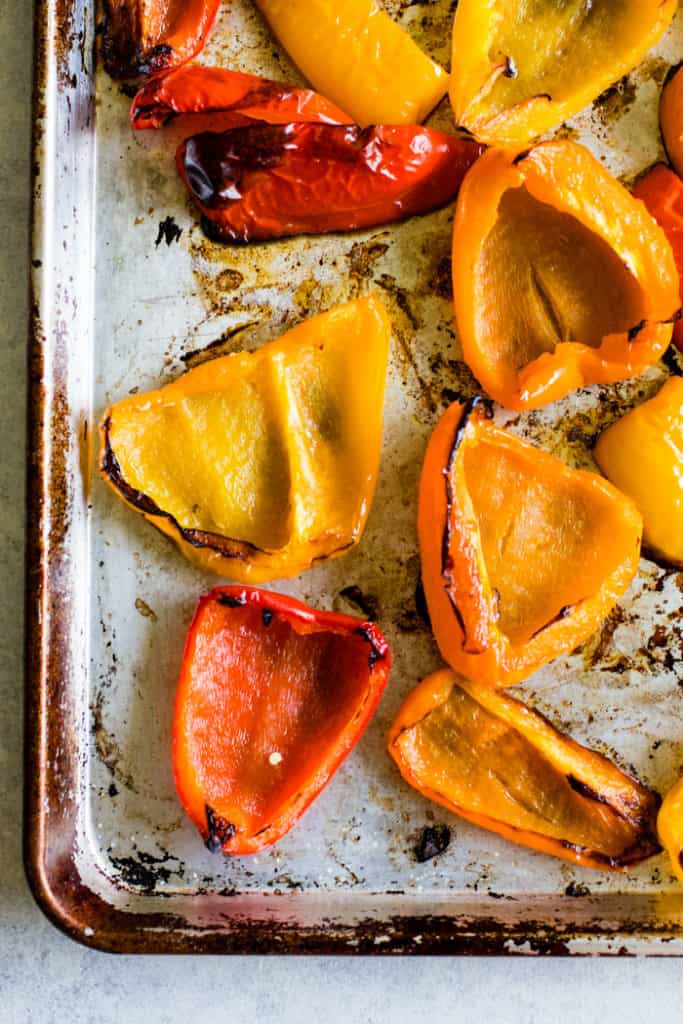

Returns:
103,0,220,79
632,163,683,353
130,65,352,131
594,377,683,568
388,669,661,870
178,123,484,244
453,142,680,411
657,776,683,885
100,296,391,583
254,0,448,126
450,0,677,147
419,399,643,688
175,586,391,854
661,63,683,179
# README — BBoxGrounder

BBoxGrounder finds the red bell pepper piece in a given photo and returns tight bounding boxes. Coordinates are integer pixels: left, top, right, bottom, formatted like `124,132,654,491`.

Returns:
103,0,221,80
130,65,352,131
176,123,485,243
173,586,391,854
633,163,683,352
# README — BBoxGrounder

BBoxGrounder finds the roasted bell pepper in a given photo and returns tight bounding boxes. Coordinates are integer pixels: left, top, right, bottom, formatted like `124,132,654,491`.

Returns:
657,776,683,885
594,377,683,568
661,64,683,179
419,399,643,687
632,164,683,353
450,0,677,147
178,123,483,244
453,142,680,411
103,0,220,80
388,669,661,870
175,586,391,854
100,296,391,583
130,65,352,131
254,0,448,127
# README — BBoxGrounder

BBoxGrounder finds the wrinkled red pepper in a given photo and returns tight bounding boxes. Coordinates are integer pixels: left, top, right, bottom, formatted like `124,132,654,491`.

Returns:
173,586,391,854
103,0,221,80
633,163,683,352
176,123,485,243
130,65,352,131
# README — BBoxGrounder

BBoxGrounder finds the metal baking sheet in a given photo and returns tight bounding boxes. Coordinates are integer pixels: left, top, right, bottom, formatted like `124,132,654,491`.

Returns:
25,0,683,954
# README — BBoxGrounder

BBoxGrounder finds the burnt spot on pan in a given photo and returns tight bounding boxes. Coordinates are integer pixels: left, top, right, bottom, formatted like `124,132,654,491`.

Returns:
181,320,258,369
338,585,380,621
155,216,183,247
414,824,452,863
594,75,638,125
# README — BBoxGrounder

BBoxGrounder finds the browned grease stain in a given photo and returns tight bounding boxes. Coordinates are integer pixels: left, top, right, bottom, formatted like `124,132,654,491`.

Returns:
594,76,638,125
181,321,260,368
92,697,138,794
134,597,158,623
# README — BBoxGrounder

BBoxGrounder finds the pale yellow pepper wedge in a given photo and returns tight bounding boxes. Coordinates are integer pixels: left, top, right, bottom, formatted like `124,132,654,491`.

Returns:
594,377,683,568
254,0,448,126
658,777,683,885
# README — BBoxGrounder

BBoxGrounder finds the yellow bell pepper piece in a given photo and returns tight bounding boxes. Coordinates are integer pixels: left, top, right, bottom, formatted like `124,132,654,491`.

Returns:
254,0,448,126
594,377,683,568
100,296,391,583
450,0,678,147
658,777,683,885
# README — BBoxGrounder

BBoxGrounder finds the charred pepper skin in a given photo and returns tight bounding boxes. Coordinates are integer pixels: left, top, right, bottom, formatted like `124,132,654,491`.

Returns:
174,586,391,855
103,0,221,80
177,123,484,244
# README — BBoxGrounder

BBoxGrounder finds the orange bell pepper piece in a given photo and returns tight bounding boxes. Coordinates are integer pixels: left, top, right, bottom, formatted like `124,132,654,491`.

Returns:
388,668,661,870
452,141,680,411
100,296,391,583
103,0,221,79
175,586,391,854
595,377,683,567
419,399,643,687
450,0,677,147
254,0,448,126
661,64,683,180
658,776,683,885
632,163,683,353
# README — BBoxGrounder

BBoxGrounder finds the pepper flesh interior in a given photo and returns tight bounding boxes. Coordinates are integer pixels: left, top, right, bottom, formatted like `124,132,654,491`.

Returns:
477,185,645,375
179,601,373,833
463,433,640,646
389,670,661,868
101,296,391,581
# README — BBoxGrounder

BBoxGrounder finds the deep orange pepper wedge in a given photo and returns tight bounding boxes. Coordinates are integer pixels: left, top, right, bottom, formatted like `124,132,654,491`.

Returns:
658,776,683,885
450,0,677,148
661,63,683,180
453,142,680,411
174,587,391,855
632,163,683,352
103,0,221,79
388,669,661,871
419,399,643,687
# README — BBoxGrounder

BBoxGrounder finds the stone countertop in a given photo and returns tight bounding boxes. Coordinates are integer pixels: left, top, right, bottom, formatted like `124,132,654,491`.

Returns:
2,4,682,1021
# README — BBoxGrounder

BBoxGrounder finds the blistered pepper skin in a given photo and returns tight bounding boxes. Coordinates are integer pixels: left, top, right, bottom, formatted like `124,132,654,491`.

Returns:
419,400,644,687
388,669,661,870
450,0,677,147
175,586,391,854
254,0,448,126
130,65,352,131
453,142,680,411
594,377,683,568
100,296,391,583
103,0,220,79
179,123,484,244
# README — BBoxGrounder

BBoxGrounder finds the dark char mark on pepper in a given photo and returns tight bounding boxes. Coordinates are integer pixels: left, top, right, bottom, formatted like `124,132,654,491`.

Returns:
354,625,388,671
205,804,236,853
217,593,246,607
415,824,452,863
262,608,274,626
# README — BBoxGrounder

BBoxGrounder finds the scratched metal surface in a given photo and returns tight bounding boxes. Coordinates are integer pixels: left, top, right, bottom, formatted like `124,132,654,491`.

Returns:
27,0,683,953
